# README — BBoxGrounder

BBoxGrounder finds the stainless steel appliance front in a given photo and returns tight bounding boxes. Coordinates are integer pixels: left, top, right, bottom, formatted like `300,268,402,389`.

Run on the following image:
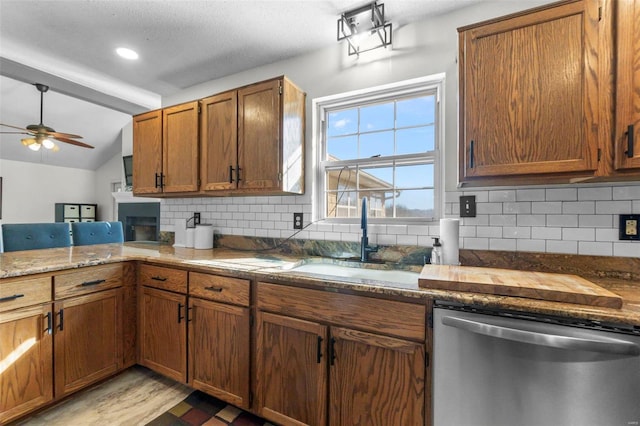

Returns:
433,305,640,426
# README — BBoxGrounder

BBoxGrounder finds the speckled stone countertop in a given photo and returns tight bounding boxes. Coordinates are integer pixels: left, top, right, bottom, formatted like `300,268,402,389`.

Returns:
1,242,638,327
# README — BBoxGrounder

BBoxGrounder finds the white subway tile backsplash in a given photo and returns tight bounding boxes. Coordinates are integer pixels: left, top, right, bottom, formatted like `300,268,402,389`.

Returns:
578,242,613,256
161,184,640,258
562,228,595,241
516,189,545,201
546,215,578,227
546,240,578,254
578,187,612,201
595,200,632,214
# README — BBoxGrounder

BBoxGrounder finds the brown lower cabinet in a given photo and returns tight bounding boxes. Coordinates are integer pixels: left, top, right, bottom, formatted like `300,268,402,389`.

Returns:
0,303,53,424
54,288,123,398
138,286,187,382
256,282,427,426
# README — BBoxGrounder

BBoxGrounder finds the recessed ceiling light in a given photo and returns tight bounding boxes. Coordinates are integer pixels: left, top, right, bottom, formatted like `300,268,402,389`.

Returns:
116,47,139,60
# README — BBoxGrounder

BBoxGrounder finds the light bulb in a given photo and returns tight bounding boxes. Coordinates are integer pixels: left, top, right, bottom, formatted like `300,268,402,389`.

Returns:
116,47,139,60
28,142,42,151
42,138,55,149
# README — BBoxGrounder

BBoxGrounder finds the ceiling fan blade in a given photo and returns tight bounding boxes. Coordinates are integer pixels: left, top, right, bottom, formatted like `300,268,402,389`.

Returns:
0,131,32,135
46,130,83,139
1,123,36,133
53,135,94,149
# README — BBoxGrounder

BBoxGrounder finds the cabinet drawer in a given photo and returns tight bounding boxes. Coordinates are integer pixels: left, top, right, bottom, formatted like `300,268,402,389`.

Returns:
257,282,426,341
63,204,79,217
0,276,52,312
189,272,250,306
139,264,187,293
54,263,123,299
80,204,96,218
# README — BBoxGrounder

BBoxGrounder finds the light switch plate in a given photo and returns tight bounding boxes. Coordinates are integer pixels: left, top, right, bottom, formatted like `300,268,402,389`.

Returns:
619,214,640,240
293,213,303,230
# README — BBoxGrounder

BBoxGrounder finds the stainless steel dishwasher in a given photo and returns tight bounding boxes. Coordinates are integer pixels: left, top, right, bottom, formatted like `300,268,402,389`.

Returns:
433,302,640,426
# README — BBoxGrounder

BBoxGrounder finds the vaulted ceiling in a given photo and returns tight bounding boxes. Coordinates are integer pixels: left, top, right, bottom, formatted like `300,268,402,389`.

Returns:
0,0,481,169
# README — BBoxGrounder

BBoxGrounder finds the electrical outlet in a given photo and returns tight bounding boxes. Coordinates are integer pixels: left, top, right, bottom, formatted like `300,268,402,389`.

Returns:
460,195,476,218
293,213,303,230
619,214,640,240
194,212,201,225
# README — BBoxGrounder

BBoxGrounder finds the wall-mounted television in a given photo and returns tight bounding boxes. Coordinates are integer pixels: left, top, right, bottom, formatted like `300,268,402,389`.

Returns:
123,155,133,187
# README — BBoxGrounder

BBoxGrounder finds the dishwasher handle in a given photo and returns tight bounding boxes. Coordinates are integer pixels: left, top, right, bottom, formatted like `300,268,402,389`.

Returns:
442,316,640,356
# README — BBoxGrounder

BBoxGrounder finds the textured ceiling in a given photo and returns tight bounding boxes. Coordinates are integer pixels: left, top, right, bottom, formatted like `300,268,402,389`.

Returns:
0,0,482,169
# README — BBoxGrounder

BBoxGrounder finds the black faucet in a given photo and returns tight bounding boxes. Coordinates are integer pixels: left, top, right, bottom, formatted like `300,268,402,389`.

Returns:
360,197,378,262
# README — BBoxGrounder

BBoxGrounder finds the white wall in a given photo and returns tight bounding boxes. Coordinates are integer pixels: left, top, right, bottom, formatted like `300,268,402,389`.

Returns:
156,1,640,258
0,159,97,223
95,152,125,221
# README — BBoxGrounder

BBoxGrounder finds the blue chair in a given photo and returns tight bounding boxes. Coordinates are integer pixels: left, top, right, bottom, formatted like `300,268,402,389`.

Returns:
2,223,72,252
71,221,124,246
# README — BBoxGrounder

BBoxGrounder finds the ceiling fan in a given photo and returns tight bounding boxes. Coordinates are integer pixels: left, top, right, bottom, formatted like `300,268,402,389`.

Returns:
0,83,94,152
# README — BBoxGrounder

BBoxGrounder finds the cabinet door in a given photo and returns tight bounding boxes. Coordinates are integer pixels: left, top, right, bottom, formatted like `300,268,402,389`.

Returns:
615,0,640,170
54,288,123,398
133,109,163,195
238,79,282,191
256,312,328,426
459,0,600,179
139,286,187,383
0,304,53,424
163,101,200,193
329,327,425,426
201,91,238,191
188,298,249,408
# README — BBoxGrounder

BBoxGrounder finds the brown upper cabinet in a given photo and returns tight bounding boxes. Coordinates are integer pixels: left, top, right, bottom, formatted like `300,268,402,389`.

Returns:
134,76,305,197
458,0,601,183
615,0,640,171
132,101,199,195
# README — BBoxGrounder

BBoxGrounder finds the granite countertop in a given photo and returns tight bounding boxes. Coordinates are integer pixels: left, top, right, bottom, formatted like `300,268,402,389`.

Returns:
1,242,638,327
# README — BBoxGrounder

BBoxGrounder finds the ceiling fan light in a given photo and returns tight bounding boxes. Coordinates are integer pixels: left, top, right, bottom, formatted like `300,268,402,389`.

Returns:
28,142,42,151
116,47,139,60
42,138,56,149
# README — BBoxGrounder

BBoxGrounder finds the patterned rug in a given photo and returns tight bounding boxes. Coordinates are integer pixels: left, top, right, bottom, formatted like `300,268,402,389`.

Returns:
145,390,274,426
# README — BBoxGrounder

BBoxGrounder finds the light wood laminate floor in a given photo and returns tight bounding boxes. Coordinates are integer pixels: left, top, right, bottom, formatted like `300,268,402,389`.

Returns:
15,366,192,426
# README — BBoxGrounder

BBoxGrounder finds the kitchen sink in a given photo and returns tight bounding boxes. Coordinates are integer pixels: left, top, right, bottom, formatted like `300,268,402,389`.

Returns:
280,258,420,285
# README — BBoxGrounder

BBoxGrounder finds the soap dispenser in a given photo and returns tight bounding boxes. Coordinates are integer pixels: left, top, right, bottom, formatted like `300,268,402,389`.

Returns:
431,237,442,265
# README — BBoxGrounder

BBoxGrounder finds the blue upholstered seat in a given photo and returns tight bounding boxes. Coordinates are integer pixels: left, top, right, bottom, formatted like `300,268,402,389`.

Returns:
2,223,72,252
71,221,124,246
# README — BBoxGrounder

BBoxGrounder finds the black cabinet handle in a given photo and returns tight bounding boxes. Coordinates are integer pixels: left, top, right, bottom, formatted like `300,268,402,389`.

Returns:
236,166,242,183
204,286,223,293
187,306,193,322
316,336,323,364
58,309,64,331
178,303,184,323
0,293,24,303
155,173,161,189
329,337,336,366
229,165,235,183
626,124,635,158
469,140,475,169
81,279,106,287
151,276,167,282
160,173,166,189
45,311,53,335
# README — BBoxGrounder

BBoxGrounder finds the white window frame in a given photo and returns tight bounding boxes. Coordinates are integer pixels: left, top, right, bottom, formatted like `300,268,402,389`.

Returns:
312,74,445,224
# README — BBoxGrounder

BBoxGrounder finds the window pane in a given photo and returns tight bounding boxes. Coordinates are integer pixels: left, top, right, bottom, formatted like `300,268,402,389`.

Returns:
360,102,394,132
327,191,358,218
396,164,434,188
328,109,358,137
396,96,435,128
394,189,434,218
364,191,394,219
397,126,434,154
327,135,357,161
326,168,357,192
359,131,394,158
359,166,393,190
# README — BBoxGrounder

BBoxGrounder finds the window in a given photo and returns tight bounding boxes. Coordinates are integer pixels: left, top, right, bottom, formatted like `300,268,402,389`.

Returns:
314,74,444,223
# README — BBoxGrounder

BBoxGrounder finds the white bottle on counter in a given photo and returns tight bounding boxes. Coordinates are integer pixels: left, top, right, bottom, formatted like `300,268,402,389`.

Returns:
431,237,442,265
